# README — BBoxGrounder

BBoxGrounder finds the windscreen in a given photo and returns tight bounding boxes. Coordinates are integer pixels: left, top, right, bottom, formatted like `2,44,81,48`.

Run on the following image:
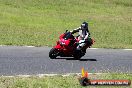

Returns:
63,32,74,40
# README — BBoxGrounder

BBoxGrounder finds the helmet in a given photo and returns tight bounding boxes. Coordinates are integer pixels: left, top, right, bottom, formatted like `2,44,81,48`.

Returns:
81,22,88,29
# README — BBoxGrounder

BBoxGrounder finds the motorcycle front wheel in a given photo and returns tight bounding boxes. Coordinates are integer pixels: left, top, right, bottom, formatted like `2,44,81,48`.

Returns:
49,48,59,59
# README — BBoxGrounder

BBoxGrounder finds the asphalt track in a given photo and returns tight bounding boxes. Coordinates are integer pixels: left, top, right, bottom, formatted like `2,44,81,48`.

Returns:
0,46,132,76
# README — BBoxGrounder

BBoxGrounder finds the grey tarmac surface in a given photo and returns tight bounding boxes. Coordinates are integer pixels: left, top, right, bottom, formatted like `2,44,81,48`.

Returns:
0,46,132,76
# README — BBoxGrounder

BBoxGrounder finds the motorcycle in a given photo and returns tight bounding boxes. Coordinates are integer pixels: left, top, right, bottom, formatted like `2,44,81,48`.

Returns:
49,30,94,59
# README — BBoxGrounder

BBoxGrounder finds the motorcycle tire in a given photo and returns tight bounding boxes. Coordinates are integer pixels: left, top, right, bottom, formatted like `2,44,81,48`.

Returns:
73,50,82,59
74,55,82,59
49,48,59,59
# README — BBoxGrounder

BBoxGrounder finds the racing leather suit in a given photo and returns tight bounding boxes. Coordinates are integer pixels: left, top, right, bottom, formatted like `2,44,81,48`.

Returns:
70,27,90,50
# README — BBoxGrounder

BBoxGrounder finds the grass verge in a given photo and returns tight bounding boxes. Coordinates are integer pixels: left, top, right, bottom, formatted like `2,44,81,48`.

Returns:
0,73,131,88
0,0,132,48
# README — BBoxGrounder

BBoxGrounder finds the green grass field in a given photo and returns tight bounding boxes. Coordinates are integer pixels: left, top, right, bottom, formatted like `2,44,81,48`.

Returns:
0,73,131,88
0,0,132,48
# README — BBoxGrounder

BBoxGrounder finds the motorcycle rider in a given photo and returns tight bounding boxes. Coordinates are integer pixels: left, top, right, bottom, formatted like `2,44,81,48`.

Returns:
70,22,91,52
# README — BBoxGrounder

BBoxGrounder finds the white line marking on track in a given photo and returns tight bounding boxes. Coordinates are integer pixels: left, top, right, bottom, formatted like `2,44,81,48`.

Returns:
0,45,6,46
0,45,132,50
25,46,35,47
2,73,109,77
123,49,132,51
89,48,99,49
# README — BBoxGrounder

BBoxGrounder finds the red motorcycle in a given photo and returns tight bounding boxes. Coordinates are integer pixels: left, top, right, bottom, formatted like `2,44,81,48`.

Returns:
49,30,94,59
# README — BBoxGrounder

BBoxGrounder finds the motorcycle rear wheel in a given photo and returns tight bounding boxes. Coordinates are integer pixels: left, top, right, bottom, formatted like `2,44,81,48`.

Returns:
74,55,82,59
49,48,59,59
73,50,82,59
